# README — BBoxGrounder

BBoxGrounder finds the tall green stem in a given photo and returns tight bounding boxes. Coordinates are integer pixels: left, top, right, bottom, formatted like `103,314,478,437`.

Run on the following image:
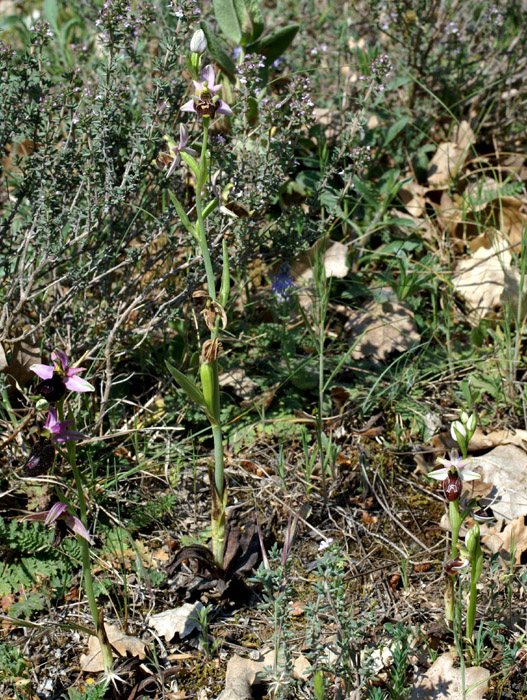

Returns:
58,403,114,672
194,115,226,567
466,578,478,639
196,117,216,300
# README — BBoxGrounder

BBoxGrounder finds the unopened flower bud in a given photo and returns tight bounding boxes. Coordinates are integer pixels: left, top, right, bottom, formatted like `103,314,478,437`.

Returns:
465,523,480,557
443,472,462,502
451,420,467,442
190,29,207,54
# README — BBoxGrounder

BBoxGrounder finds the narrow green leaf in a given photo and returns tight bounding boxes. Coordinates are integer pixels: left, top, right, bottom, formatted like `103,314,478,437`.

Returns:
200,21,236,80
219,238,230,307
167,190,197,239
180,150,200,179
253,24,299,64
213,0,242,44
166,360,207,409
384,115,411,147
202,197,219,219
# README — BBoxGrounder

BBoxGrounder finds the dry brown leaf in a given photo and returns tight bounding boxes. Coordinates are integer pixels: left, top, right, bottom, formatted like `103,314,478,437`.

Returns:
483,516,527,564
344,291,419,362
80,623,146,672
216,648,313,699
399,180,427,218
427,142,465,188
468,427,527,450
216,655,264,700
472,444,527,521
410,652,489,699
453,120,476,152
218,369,258,401
4,341,41,391
453,242,522,324
149,602,203,643
291,237,349,284
491,195,527,249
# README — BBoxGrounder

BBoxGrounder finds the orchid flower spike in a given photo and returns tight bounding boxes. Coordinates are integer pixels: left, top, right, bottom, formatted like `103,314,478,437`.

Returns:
31,350,94,402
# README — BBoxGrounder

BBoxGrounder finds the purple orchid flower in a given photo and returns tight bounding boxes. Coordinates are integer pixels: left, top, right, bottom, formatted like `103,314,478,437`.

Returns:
165,124,198,177
30,349,94,402
181,64,233,118
22,502,92,544
44,407,85,443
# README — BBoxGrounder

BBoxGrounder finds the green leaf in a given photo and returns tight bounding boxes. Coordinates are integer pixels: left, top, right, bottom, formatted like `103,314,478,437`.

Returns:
213,0,242,44
167,190,197,239
200,21,236,80
384,115,411,147
219,238,230,307
233,0,251,43
251,24,299,64
43,0,59,33
313,670,324,700
179,151,200,179
246,0,264,41
166,360,207,409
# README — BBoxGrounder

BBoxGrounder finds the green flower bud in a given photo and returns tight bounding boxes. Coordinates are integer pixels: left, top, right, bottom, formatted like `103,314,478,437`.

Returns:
190,29,207,54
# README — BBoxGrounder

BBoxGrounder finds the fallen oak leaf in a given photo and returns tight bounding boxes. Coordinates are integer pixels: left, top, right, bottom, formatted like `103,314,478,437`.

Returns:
149,602,204,643
80,623,146,673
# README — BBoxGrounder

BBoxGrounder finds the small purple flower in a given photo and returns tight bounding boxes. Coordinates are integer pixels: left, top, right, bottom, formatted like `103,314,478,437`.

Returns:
31,349,94,401
22,502,93,544
181,64,233,118
163,124,198,177
43,407,85,443
272,265,295,302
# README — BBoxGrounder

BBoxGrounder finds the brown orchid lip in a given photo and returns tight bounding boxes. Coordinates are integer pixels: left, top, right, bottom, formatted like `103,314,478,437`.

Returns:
34,372,66,403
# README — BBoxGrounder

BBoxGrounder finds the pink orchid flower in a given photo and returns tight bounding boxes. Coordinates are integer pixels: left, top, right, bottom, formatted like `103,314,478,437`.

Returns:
44,407,85,443
181,64,233,117
22,502,92,544
31,349,94,401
